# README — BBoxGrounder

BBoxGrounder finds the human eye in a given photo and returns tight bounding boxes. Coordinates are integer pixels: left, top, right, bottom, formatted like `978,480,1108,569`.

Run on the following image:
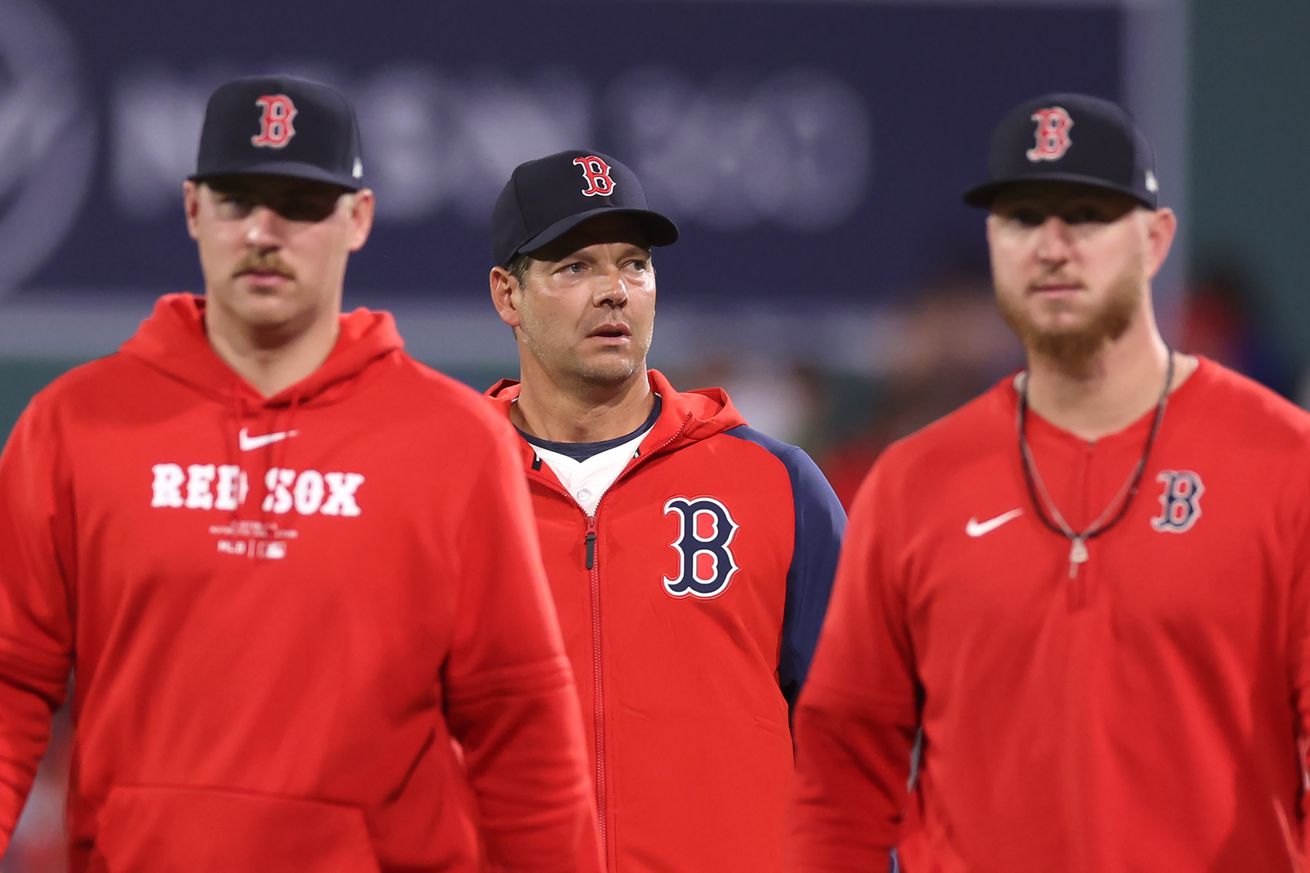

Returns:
268,188,341,222
279,198,337,222
1062,204,1107,225
214,190,255,216
1016,207,1048,225
625,257,650,272
1008,207,1046,228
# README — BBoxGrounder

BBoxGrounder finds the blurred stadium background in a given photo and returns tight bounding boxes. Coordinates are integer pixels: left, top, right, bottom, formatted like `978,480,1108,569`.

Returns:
0,0,1306,866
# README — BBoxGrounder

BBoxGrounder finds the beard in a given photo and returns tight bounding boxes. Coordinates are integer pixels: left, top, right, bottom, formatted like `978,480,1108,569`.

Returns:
995,272,1141,374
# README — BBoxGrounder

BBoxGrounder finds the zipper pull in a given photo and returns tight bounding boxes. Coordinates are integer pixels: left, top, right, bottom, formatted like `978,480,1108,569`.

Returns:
583,513,600,570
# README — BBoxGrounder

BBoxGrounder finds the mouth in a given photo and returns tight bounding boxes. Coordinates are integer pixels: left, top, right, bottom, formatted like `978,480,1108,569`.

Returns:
1029,281,1083,295
588,323,632,339
234,269,295,292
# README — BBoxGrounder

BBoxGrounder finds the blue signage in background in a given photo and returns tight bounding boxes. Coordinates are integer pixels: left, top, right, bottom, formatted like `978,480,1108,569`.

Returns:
0,0,1124,309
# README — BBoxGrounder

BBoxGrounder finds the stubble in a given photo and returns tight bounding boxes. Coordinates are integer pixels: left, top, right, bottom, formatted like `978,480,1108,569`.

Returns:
995,272,1141,374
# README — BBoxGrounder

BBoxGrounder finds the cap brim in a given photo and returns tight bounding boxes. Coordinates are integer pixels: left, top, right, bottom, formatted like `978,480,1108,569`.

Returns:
514,207,679,263
963,173,1155,209
189,161,363,192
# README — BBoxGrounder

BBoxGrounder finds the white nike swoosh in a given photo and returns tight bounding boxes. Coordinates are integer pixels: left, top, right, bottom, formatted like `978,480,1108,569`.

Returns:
965,509,1023,537
238,427,299,452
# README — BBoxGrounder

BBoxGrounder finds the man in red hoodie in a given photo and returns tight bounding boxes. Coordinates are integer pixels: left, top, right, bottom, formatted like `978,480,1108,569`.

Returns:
485,151,846,872
0,75,600,872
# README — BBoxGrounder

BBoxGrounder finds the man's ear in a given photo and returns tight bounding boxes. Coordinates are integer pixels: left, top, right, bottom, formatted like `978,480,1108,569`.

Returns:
489,266,522,329
183,180,202,241
1144,207,1178,280
346,188,376,252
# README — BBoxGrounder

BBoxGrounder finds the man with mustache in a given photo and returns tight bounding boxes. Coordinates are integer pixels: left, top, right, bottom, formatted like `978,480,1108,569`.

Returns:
485,150,846,872
0,75,600,872
786,93,1310,871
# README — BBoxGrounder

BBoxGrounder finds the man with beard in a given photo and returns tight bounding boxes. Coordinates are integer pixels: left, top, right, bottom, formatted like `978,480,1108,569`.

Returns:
785,93,1310,871
485,150,846,872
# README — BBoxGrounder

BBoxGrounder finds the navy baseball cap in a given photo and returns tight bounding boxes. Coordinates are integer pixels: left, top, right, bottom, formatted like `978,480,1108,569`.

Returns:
492,150,679,267
189,75,364,191
963,93,1158,209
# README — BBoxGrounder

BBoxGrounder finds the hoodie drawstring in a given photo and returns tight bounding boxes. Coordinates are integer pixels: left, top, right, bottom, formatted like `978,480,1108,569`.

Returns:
224,387,246,525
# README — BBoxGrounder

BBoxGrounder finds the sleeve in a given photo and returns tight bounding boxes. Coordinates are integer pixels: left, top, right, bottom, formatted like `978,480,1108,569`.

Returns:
441,418,602,873
776,445,847,710
0,397,75,854
784,456,920,872
1287,462,1310,850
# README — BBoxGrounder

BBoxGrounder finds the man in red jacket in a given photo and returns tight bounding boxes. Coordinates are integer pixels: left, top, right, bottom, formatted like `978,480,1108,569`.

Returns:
0,75,600,872
786,93,1310,871
485,150,846,872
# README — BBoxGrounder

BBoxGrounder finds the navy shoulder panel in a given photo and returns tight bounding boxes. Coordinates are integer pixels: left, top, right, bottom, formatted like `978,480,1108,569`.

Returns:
725,426,846,710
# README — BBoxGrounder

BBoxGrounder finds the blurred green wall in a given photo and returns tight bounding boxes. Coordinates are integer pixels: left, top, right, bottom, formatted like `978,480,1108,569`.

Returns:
1189,0,1310,373
0,360,89,443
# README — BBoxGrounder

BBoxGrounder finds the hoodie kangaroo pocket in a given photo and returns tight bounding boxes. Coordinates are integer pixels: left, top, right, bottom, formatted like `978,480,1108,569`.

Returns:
96,784,381,873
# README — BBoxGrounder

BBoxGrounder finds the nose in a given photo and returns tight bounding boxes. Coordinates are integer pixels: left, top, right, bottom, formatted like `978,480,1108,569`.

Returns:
243,206,283,250
592,265,630,307
1034,216,1073,263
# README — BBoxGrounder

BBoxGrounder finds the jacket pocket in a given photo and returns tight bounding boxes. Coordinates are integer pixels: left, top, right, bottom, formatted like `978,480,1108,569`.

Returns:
95,784,381,873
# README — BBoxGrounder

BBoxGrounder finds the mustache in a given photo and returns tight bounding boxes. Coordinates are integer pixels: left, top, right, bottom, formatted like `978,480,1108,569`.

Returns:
233,254,295,279
1028,271,1081,288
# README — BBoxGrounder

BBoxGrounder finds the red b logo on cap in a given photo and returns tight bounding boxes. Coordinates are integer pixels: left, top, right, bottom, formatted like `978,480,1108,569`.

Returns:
573,156,616,197
1027,107,1073,162
251,95,298,149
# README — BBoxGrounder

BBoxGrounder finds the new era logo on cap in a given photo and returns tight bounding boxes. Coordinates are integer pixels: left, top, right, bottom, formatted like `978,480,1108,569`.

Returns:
491,149,678,267
189,74,365,191
964,92,1159,209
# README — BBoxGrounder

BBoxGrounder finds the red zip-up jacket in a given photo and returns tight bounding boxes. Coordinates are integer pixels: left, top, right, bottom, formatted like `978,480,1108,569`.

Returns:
0,294,601,872
487,370,845,872
787,360,1310,872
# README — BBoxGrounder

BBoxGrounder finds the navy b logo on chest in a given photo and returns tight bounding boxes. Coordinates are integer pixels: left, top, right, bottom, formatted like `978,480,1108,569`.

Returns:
1151,470,1205,533
662,496,740,599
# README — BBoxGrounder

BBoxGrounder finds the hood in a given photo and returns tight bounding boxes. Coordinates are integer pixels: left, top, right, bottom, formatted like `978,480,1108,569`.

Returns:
486,368,747,459
120,293,403,409
118,293,405,524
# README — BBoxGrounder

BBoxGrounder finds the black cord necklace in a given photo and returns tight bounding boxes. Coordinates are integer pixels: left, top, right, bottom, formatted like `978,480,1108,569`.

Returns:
1016,349,1174,579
